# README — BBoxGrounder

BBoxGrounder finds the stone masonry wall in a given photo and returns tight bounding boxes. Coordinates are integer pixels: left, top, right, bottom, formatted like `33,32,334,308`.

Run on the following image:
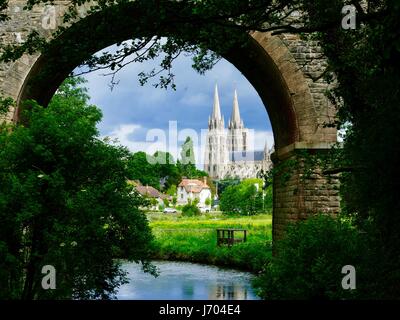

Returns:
273,150,340,241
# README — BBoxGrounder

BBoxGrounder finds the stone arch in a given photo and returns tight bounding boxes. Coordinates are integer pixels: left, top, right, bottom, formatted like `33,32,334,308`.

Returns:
0,1,340,240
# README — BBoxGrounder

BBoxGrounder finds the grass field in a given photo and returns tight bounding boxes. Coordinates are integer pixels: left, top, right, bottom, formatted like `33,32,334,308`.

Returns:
148,212,273,272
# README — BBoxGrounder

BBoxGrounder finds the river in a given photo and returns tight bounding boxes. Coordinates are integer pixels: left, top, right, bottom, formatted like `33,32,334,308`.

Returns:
116,260,260,300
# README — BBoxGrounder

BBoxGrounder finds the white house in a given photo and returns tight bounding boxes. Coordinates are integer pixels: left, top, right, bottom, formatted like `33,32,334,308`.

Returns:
177,178,211,207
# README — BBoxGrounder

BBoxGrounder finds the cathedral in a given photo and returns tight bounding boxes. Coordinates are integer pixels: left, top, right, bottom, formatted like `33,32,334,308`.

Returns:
204,85,273,180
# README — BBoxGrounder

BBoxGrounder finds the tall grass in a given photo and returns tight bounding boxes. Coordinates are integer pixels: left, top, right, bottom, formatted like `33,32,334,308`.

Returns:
149,212,273,272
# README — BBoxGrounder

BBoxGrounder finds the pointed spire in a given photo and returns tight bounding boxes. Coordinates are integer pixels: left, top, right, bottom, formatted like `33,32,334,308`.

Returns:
212,84,222,120
264,140,269,156
231,89,241,125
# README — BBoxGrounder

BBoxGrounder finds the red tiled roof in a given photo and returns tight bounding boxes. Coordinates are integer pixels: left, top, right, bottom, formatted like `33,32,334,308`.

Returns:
178,179,210,194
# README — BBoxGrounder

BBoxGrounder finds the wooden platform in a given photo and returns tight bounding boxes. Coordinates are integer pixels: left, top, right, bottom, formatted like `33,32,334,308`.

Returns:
216,228,247,246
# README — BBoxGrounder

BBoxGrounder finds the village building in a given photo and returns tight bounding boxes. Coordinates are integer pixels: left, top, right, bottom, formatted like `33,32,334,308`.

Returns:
128,180,169,210
177,177,212,207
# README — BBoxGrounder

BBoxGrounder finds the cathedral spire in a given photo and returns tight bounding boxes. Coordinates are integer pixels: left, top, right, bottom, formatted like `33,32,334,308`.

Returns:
209,84,224,130
212,84,222,120
231,89,241,123
229,89,244,129
263,140,269,159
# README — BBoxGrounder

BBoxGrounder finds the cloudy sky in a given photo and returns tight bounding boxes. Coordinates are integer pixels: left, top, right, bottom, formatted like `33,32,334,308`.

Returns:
78,44,274,168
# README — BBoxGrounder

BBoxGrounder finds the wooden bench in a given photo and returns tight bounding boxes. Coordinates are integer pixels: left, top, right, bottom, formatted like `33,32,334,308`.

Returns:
216,228,247,246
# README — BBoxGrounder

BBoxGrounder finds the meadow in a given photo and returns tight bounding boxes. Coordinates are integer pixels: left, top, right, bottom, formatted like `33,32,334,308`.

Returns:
148,212,273,272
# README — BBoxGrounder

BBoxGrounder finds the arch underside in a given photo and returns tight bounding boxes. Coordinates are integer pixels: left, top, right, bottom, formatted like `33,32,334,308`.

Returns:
3,1,336,149
0,1,340,240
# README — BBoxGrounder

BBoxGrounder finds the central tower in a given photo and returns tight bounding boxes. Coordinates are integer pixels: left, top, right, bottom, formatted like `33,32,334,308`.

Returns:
227,89,248,161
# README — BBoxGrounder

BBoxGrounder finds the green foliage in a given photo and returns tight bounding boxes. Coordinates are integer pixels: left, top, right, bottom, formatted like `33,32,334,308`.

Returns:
149,212,272,271
300,1,400,293
253,215,378,300
153,151,181,188
163,198,170,207
166,184,177,196
263,184,273,211
215,178,240,195
126,138,207,191
219,178,270,215
127,150,181,190
181,203,201,217
176,136,207,179
127,151,163,189
0,78,154,299
180,136,195,166
150,197,158,207
205,176,216,198
205,197,211,206
0,96,14,116
0,0,256,89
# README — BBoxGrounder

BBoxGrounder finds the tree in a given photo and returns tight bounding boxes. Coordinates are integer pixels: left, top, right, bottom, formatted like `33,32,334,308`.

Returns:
127,151,182,191
166,184,177,196
263,184,273,211
163,198,170,208
215,178,240,196
181,203,201,217
178,137,196,178
0,78,154,299
205,176,216,199
253,215,375,299
219,178,264,215
127,152,160,189
150,197,158,209
172,196,177,206
176,136,208,179
180,136,195,166
154,151,182,188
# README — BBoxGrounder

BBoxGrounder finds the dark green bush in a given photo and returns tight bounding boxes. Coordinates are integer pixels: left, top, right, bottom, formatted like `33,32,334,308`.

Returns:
253,214,377,300
181,204,201,216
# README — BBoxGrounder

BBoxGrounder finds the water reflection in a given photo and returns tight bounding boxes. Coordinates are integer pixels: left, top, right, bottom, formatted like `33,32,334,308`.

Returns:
210,284,248,300
116,260,260,300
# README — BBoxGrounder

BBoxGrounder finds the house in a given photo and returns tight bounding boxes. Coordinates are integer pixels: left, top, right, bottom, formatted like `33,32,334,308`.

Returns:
177,177,211,207
128,180,168,210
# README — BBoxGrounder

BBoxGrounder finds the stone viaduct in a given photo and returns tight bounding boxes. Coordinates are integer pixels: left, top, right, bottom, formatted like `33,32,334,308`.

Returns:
0,1,340,241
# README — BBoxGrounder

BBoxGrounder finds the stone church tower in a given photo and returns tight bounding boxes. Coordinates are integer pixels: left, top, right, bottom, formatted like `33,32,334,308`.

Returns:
204,84,228,179
227,89,249,160
204,85,272,180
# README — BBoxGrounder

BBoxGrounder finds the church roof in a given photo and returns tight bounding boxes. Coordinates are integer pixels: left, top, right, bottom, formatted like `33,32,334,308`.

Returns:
178,178,210,193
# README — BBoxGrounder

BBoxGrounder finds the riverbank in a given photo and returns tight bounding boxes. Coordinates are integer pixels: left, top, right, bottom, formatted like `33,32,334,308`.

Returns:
148,212,272,272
